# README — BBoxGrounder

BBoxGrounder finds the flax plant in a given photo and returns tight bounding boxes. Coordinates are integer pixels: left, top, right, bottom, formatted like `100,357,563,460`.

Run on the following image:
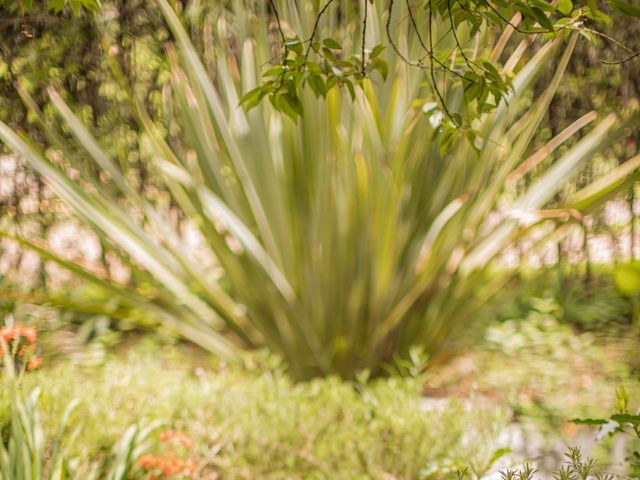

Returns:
1,0,639,379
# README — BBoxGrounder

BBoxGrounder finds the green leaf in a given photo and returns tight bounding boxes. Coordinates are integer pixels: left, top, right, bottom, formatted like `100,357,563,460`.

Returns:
279,93,303,119
344,79,356,100
285,37,303,54
614,263,640,296
570,418,608,425
531,6,555,31
610,414,640,426
81,0,98,10
69,0,81,15
371,58,388,80
239,86,264,110
370,44,386,58
609,0,640,18
307,74,325,98
47,0,65,12
557,0,572,15
262,66,284,77
323,38,342,50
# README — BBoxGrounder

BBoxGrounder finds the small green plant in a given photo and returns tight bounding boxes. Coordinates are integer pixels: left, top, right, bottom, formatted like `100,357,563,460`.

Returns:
105,422,162,480
482,267,634,331
0,387,77,480
466,299,640,434
573,386,640,477
494,447,614,480
0,344,76,480
1,345,158,479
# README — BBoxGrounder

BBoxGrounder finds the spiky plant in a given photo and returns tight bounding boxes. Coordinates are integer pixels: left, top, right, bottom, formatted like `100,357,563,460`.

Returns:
0,0,638,379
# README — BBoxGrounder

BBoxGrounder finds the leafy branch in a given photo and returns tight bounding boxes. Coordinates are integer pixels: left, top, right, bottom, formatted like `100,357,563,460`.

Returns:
239,0,640,133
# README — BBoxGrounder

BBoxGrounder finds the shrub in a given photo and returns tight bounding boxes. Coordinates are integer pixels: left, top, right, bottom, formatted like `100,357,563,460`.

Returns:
1,0,639,378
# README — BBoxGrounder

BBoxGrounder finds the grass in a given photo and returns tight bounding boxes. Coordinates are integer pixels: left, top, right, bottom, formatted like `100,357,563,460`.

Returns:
1,340,511,479
1,297,639,478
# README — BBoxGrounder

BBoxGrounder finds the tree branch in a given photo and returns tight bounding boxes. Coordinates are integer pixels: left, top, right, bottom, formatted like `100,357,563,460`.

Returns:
361,0,368,76
304,0,337,63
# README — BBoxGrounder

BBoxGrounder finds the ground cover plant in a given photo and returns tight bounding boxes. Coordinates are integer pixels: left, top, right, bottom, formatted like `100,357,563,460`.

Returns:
0,344,158,480
1,311,637,479
1,340,514,479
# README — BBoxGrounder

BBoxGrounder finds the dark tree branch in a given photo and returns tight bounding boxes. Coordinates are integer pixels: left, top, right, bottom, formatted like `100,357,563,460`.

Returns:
447,0,477,73
383,0,459,127
405,0,463,78
304,0,337,63
267,0,288,88
267,0,286,46
601,49,640,64
583,27,635,54
428,0,458,127
361,0,368,76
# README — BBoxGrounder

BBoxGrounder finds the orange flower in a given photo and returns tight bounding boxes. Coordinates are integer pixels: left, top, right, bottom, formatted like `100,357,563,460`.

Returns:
27,356,43,371
0,325,17,343
0,323,37,344
18,344,35,356
20,325,37,344
138,453,198,477
159,430,193,450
